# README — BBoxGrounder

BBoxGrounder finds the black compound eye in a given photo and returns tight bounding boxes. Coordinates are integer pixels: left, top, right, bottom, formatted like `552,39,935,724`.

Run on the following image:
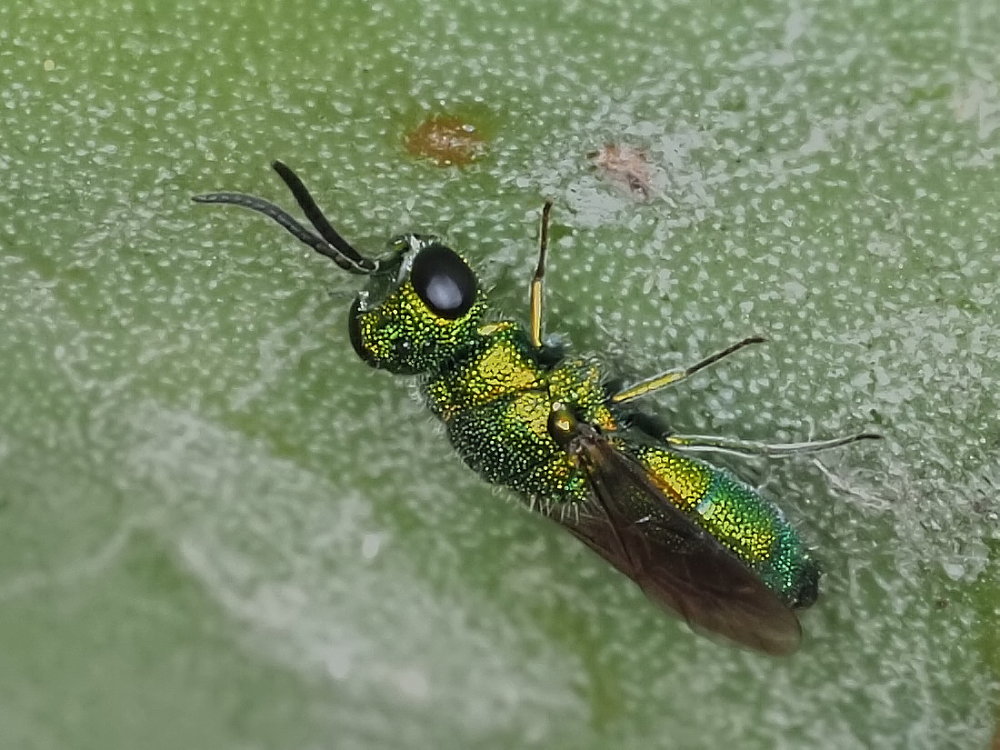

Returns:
409,244,477,319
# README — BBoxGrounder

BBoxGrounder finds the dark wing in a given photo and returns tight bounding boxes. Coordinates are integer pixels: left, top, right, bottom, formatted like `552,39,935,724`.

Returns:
554,427,802,656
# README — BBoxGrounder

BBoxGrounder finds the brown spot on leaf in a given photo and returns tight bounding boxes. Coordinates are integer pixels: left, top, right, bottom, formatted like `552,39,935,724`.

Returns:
588,143,656,199
405,115,487,167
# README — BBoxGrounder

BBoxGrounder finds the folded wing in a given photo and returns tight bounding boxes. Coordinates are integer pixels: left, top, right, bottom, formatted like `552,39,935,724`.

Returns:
554,428,803,656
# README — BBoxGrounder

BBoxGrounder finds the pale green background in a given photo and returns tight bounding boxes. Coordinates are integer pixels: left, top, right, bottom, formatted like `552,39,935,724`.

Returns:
1,1,998,749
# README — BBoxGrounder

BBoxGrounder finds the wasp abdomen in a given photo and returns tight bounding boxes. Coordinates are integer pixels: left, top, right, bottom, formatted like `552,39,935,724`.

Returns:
630,444,819,607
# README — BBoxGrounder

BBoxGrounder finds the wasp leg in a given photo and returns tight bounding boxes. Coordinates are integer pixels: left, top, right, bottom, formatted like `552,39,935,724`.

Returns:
665,431,882,458
528,200,554,349
610,336,767,404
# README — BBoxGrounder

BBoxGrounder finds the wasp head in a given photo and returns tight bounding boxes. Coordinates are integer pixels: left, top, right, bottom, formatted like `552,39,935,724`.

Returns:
193,161,485,375
348,234,484,373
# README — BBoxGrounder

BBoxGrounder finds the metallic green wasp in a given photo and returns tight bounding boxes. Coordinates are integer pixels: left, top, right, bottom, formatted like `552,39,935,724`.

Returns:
194,162,879,655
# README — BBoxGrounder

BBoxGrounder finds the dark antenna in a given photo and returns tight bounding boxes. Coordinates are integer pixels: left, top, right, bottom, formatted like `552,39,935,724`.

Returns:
192,162,380,274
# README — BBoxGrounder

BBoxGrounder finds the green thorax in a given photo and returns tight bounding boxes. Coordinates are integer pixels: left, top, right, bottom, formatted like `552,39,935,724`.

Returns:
422,319,617,505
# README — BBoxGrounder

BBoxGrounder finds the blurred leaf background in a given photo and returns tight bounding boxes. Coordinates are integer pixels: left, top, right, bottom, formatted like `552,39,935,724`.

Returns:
1,0,998,748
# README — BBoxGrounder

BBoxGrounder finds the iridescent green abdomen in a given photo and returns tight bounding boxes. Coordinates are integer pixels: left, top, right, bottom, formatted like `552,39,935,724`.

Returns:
628,444,819,607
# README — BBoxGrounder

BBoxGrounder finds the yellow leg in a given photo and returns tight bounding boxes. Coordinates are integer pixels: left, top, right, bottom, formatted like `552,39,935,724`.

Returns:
610,336,766,404
529,200,554,349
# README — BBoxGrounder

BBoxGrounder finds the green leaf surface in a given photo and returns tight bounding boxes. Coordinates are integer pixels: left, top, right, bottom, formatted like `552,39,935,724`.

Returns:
1,1,998,748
